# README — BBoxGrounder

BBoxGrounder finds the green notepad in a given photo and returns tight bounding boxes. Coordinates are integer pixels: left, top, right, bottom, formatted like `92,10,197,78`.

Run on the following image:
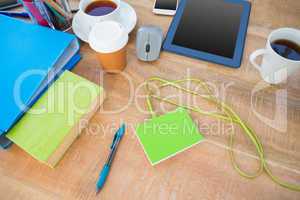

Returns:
7,71,105,167
136,108,204,165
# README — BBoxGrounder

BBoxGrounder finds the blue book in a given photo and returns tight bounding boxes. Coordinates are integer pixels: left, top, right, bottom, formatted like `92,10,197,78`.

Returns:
0,15,81,147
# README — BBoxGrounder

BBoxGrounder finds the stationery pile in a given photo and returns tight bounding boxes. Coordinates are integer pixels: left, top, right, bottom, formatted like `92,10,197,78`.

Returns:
0,14,106,168
21,0,72,30
0,14,80,148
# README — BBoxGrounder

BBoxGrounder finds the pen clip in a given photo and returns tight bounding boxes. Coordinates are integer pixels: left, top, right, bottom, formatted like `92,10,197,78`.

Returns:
110,124,125,149
110,133,118,149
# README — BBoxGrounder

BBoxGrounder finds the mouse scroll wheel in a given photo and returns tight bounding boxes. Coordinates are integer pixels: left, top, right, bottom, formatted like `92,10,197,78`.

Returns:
146,44,151,53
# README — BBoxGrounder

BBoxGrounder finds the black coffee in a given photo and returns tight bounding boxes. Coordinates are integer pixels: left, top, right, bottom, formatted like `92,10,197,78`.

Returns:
271,39,300,61
85,0,117,16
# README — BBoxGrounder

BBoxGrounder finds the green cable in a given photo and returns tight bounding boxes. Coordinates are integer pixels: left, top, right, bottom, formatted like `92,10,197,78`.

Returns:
144,77,300,191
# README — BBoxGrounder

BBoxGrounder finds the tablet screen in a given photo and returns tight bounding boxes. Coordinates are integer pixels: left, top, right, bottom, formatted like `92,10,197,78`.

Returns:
172,0,243,59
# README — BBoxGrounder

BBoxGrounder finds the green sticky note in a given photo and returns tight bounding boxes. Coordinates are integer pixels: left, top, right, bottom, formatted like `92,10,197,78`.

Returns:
136,108,204,165
7,71,104,167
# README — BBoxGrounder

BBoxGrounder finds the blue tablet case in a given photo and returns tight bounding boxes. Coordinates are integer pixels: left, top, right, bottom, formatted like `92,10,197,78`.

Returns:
0,15,81,148
163,0,251,68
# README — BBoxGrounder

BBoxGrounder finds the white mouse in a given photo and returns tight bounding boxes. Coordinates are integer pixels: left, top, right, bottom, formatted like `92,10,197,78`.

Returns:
136,25,163,61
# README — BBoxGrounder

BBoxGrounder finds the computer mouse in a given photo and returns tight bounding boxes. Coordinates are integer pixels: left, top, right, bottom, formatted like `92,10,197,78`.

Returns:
136,25,163,62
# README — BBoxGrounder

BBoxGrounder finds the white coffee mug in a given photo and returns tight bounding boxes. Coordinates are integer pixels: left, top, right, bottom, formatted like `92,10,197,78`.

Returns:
78,0,121,34
250,28,300,84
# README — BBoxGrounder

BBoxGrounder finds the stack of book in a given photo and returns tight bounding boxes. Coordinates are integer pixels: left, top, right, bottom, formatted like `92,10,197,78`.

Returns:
0,15,105,167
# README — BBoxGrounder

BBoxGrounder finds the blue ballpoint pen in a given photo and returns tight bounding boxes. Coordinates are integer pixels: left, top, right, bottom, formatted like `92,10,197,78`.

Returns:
96,124,125,194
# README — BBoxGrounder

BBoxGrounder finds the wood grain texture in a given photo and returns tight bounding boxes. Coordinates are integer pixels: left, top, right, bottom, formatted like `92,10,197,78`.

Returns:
0,0,300,199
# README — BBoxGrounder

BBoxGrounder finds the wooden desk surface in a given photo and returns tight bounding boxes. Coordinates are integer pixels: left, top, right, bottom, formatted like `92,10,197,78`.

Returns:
1,0,300,199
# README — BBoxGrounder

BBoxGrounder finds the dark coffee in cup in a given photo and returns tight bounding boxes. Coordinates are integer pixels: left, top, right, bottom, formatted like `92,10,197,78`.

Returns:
85,0,117,16
271,39,300,61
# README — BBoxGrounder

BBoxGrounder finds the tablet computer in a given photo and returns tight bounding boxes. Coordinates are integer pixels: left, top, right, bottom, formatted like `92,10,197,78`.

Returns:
163,0,251,68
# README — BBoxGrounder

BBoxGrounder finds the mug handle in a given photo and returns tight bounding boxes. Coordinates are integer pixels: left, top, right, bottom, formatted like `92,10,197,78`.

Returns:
249,49,267,72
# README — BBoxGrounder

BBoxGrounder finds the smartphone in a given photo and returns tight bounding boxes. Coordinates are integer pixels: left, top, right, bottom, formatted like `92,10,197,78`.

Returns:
153,0,178,16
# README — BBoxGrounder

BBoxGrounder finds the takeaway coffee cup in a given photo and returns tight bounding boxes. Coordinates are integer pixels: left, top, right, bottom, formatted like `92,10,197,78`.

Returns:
89,21,129,72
